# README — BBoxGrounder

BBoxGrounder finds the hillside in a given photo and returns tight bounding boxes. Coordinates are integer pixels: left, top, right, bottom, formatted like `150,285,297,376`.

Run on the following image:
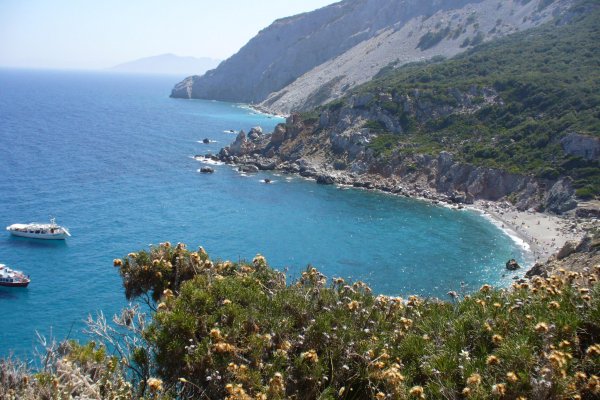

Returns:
260,0,574,113
217,1,600,211
171,0,574,111
111,53,219,76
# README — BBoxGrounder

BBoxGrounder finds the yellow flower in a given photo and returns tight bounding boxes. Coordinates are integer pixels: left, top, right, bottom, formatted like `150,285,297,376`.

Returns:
268,372,285,395
400,317,413,329
347,300,360,311
301,349,319,363
462,387,471,396
279,340,292,352
375,392,386,400
381,363,404,385
409,385,424,398
225,383,234,394
586,344,600,357
575,371,587,382
147,377,163,392
466,373,482,386
491,383,506,397
587,375,599,394
253,254,267,266
407,295,421,307
480,284,492,293
558,340,571,349
548,301,560,310
210,328,222,340
113,259,123,267
506,371,518,383
535,322,549,333
492,334,503,345
213,342,235,353
486,355,500,366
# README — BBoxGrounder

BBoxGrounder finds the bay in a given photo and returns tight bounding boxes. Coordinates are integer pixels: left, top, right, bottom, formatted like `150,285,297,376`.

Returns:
0,69,527,357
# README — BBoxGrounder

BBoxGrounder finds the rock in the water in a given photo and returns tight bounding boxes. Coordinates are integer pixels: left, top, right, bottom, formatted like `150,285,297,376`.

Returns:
505,259,521,271
239,164,259,173
202,138,210,144
316,175,335,185
263,178,271,184
200,167,214,173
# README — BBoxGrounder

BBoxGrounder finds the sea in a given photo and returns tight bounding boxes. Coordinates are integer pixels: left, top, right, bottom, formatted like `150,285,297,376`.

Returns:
0,69,529,358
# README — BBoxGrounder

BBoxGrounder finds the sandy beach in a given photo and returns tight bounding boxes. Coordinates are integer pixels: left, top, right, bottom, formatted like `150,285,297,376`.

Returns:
472,200,586,262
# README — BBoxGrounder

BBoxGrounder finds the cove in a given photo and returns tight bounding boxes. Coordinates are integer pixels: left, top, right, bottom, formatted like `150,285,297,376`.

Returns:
0,69,527,357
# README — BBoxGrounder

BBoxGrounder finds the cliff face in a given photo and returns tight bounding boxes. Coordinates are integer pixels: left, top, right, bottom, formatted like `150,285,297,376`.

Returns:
218,96,578,213
172,0,572,111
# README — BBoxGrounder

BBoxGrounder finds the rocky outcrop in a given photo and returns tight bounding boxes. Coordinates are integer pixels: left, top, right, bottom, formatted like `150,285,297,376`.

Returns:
544,178,577,214
560,132,600,161
171,0,572,112
217,100,579,213
526,234,600,278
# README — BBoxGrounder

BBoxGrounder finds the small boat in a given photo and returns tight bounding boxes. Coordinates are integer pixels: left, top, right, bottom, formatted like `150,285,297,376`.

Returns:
0,264,30,287
6,218,71,240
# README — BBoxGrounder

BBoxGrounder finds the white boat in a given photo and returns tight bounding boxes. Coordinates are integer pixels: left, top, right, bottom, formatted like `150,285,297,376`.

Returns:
0,264,30,287
6,218,71,240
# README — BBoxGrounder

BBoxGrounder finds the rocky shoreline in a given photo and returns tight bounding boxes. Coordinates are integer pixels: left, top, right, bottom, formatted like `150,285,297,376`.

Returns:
198,151,592,272
201,113,599,279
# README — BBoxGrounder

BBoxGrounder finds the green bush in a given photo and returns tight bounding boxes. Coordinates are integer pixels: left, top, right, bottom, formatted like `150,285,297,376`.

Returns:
576,187,596,200
4,243,600,399
127,244,600,399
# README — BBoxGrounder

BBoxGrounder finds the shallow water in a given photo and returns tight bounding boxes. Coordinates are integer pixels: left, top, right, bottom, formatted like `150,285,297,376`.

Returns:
0,69,527,357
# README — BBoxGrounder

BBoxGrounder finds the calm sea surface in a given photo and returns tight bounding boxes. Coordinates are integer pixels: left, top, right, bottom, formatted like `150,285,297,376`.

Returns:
0,69,527,357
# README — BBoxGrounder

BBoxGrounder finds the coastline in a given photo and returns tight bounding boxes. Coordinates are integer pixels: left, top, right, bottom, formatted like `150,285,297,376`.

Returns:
206,152,589,271
469,200,582,262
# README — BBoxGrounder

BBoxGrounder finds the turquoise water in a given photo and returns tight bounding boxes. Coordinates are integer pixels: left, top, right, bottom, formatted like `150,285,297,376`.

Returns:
0,69,527,357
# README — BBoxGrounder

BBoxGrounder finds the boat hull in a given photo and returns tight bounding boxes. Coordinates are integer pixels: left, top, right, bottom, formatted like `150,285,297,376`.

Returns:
7,230,69,240
0,281,29,287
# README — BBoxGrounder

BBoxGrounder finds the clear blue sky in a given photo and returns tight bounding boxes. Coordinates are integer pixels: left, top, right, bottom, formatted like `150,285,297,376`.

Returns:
0,0,338,70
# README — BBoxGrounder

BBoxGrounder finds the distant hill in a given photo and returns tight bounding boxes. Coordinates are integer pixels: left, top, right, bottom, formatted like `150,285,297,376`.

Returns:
111,54,220,76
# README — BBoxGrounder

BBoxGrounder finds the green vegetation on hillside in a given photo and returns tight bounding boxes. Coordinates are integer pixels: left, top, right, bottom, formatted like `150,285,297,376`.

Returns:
333,1,600,197
3,242,599,399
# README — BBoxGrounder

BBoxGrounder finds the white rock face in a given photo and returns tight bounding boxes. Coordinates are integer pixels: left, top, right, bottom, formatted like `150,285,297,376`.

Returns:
261,0,572,113
172,0,573,111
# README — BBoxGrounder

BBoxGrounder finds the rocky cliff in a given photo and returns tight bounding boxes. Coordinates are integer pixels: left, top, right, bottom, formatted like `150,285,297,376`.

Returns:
172,0,573,112
217,97,579,214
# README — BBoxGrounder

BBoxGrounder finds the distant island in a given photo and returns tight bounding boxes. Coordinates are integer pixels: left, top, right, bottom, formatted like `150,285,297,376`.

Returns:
110,53,220,76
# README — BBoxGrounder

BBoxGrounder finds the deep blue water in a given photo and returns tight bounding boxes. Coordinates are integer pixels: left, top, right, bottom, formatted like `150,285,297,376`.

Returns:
0,69,527,358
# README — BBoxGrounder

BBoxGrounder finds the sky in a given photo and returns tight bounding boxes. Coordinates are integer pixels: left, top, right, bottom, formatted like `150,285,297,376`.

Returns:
0,0,339,70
